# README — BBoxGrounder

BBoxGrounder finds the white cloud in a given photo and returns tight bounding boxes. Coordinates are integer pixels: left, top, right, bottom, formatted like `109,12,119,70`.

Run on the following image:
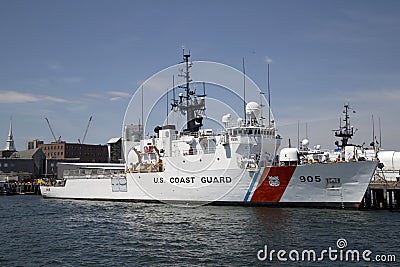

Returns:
43,95,70,103
80,91,131,102
106,91,131,101
107,91,131,97
83,93,104,99
0,90,69,104
0,91,39,103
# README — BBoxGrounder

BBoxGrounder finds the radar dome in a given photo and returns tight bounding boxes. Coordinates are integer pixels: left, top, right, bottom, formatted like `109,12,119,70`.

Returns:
301,139,309,147
246,102,261,119
222,114,231,123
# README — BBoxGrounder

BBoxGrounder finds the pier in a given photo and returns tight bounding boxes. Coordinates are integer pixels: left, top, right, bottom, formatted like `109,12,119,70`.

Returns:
361,180,400,210
0,182,42,195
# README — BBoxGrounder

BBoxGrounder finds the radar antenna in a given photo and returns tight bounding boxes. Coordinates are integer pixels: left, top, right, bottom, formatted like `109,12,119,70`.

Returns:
173,51,206,133
334,103,356,148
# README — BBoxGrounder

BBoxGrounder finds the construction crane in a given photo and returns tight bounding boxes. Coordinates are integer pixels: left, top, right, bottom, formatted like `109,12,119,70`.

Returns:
45,118,61,143
78,115,92,144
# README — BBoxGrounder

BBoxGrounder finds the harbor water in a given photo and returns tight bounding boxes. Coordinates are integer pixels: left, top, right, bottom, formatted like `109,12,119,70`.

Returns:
1,195,399,266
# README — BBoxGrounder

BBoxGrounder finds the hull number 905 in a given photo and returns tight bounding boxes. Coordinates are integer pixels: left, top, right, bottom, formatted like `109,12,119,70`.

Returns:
299,175,321,182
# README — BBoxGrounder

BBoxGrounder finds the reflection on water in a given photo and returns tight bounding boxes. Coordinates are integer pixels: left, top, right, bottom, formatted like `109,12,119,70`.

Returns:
1,196,399,266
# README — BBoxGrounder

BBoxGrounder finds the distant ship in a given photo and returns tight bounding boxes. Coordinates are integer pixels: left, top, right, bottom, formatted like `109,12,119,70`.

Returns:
41,53,377,208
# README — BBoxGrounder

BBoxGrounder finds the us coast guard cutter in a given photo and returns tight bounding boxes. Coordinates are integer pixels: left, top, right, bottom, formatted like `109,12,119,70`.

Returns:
41,52,378,208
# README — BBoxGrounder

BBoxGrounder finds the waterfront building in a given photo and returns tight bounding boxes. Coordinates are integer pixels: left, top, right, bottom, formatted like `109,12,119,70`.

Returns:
0,148,45,180
107,137,122,163
38,142,108,163
27,139,44,150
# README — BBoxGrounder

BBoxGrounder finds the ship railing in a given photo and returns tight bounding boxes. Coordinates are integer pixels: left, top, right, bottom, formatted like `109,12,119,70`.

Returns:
179,132,199,138
171,147,217,157
227,127,276,137
372,170,400,183
374,169,400,175
215,129,225,136
368,178,399,189
300,159,339,165
63,169,125,179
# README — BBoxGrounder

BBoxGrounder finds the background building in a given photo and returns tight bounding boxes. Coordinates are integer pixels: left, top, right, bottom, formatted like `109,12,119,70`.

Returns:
0,148,45,180
124,124,142,142
38,142,108,163
107,137,122,163
1,119,110,179
27,139,44,150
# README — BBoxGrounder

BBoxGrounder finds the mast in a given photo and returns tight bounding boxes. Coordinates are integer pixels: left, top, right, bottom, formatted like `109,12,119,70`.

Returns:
379,117,382,149
242,57,246,125
184,52,191,126
166,77,170,125
334,103,355,149
371,114,375,150
141,85,144,139
297,120,300,148
267,63,271,127
171,75,178,110
259,91,265,126
175,50,205,133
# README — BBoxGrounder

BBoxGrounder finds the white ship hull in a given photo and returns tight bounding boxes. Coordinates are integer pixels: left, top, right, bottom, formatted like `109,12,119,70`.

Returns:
41,161,377,208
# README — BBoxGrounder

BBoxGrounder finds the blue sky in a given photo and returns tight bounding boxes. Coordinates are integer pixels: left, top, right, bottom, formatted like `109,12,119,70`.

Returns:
1,0,400,151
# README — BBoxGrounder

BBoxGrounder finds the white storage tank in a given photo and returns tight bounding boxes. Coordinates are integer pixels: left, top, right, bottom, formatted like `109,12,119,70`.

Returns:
378,151,395,170
376,151,400,182
377,151,400,170
393,152,400,170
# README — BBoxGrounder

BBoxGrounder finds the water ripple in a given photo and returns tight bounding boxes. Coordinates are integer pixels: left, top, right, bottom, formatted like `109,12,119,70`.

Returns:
1,196,400,266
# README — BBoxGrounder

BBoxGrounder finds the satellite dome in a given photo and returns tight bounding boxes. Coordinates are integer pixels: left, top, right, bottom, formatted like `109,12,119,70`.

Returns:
301,139,309,147
222,114,231,123
246,102,261,119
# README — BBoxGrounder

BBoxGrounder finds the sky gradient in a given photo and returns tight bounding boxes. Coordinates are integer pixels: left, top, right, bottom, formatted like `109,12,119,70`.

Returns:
1,0,400,151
